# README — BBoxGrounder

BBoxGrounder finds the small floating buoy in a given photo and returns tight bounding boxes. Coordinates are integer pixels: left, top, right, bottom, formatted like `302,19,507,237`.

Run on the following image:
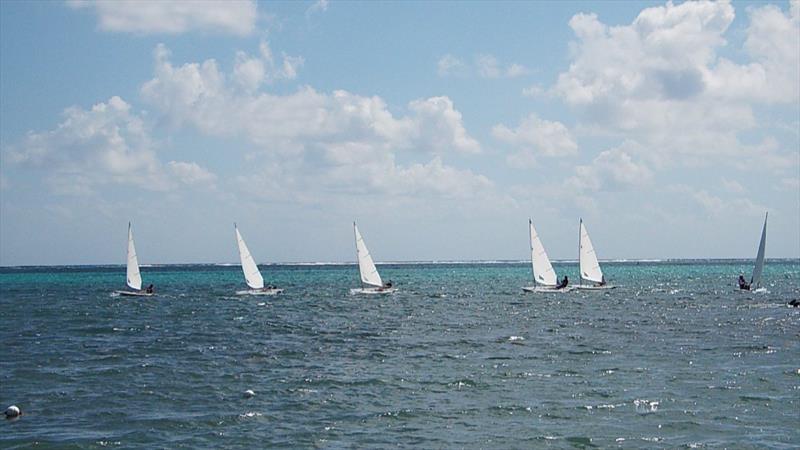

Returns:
5,405,21,418
243,390,255,398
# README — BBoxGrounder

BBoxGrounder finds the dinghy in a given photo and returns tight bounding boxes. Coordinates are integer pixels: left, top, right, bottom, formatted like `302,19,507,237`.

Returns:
115,223,154,297
235,224,283,295
522,219,571,293
350,222,397,295
738,212,767,292
574,219,615,290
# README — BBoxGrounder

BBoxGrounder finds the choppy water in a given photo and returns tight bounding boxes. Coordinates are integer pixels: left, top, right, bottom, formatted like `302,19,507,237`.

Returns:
1,260,799,448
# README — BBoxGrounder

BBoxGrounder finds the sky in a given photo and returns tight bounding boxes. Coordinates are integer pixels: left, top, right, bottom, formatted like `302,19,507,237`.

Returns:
0,0,798,265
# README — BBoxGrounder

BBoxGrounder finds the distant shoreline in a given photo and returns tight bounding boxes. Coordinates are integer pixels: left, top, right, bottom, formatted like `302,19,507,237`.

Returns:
1,258,798,269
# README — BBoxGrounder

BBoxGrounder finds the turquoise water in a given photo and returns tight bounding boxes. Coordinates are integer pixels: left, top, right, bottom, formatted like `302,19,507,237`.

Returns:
1,260,798,448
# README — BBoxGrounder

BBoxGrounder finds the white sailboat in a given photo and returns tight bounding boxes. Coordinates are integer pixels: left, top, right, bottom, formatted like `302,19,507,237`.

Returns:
235,224,283,295
115,222,154,297
350,222,396,295
523,219,570,293
739,212,767,292
574,219,615,290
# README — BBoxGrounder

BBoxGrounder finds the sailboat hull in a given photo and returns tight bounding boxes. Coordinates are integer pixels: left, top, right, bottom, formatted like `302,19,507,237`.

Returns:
350,287,398,295
734,287,768,294
522,286,574,293
236,288,284,296
115,290,154,297
573,284,616,290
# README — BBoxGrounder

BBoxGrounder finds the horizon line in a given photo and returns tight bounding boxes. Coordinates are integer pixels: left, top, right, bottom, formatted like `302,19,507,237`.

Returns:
1,257,798,269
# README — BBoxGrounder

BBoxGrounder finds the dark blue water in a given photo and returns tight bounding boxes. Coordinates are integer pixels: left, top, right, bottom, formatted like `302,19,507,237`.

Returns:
1,261,798,448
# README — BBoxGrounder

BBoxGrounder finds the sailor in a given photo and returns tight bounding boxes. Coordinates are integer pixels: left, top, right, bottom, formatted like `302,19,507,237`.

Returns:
556,275,568,289
145,284,154,294
737,275,750,290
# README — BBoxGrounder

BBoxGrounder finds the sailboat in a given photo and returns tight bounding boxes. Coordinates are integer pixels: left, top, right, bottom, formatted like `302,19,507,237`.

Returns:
522,219,570,292
350,222,397,295
739,212,767,292
115,222,154,297
235,224,283,295
574,219,615,290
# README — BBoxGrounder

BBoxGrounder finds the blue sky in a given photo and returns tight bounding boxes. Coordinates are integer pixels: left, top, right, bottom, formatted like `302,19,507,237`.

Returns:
1,0,798,265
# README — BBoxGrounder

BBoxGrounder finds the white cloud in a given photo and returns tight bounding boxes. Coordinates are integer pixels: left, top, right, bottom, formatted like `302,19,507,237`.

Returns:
142,45,479,155
775,177,800,192
553,0,799,172
409,97,481,154
492,114,578,168
141,44,488,201
720,177,747,194
67,0,257,36
438,53,528,78
669,184,766,217
167,161,217,186
5,96,216,195
306,0,329,17
711,1,800,103
437,54,466,77
521,84,546,98
566,144,653,192
232,41,304,91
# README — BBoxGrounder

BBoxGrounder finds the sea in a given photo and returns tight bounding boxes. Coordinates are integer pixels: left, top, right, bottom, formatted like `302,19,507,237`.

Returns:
1,260,798,449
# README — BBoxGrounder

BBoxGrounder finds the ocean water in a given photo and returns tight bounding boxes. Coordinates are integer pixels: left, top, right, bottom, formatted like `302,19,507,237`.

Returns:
1,260,798,449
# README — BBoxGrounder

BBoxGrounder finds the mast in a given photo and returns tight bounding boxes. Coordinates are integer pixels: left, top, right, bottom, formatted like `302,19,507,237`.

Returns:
354,221,363,289
578,218,582,283
529,218,536,287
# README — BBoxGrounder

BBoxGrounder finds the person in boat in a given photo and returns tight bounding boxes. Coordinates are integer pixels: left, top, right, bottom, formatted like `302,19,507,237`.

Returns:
380,280,393,291
556,275,568,289
145,284,154,294
594,275,606,287
737,275,750,290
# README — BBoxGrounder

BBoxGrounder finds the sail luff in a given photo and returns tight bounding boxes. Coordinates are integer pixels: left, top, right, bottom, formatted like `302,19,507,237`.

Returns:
750,212,767,288
579,220,604,283
126,223,142,290
235,225,264,290
354,223,383,288
529,219,557,286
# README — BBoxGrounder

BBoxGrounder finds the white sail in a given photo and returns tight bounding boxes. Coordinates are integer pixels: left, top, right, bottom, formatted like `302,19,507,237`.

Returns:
529,219,557,286
750,212,767,289
579,219,604,283
354,223,383,288
235,225,264,290
126,223,142,290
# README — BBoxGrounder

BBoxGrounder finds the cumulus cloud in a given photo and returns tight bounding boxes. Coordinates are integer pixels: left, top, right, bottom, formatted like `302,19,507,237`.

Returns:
67,0,257,36
232,41,304,91
566,143,653,192
553,0,799,172
141,44,489,200
492,114,578,168
669,184,766,217
5,96,216,194
437,53,528,78
409,97,480,154
142,44,479,155
167,161,217,186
